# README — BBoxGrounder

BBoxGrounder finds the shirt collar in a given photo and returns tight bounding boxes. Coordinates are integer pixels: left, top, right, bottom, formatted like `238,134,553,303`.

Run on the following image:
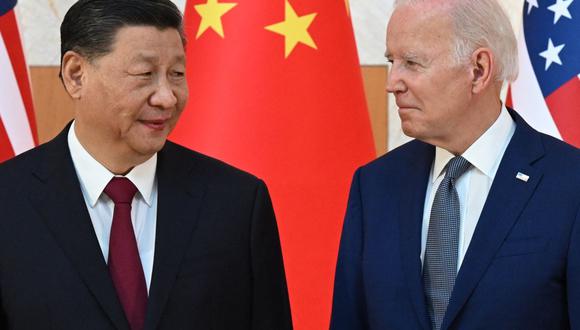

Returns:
432,105,515,182
67,121,157,207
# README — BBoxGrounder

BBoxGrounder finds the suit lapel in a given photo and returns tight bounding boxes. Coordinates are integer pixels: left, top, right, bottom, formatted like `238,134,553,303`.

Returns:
29,126,129,330
442,111,545,329
398,141,434,330
145,143,207,330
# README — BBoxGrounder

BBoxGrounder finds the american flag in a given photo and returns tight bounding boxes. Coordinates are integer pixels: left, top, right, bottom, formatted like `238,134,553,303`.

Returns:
510,0,579,148
0,0,37,162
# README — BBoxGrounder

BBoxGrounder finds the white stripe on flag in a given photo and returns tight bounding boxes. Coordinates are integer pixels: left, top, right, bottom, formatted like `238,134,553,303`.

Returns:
510,23,562,140
0,33,35,155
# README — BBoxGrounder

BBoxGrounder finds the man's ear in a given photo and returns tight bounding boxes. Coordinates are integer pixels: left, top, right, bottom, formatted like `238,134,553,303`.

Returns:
470,48,494,94
61,51,87,99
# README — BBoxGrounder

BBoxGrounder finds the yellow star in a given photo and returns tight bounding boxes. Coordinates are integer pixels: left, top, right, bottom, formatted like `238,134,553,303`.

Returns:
265,0,317,58
194,0,237,39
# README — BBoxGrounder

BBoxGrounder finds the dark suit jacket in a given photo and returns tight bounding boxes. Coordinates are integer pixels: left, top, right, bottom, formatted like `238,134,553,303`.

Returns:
0,125,292,330
331,110,580,329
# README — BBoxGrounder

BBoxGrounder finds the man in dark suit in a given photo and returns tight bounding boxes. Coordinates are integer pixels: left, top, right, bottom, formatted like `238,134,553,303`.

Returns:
331,0,580,329
0,1,292,329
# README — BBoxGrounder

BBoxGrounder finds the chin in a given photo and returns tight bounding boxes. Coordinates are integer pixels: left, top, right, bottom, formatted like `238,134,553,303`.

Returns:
401,122,419,139
136,139,167,157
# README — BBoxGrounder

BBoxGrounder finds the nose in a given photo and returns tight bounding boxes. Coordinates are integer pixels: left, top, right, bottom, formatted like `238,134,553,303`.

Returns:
385,63,406,94
149,78,178,110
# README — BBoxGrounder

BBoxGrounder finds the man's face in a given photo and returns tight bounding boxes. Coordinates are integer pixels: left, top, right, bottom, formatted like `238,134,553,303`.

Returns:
386,4,473,146
76,26,188,161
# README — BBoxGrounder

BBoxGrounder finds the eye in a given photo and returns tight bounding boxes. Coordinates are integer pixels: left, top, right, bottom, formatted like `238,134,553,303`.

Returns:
172,70,185,77
130,72,152,78
169,70,186,81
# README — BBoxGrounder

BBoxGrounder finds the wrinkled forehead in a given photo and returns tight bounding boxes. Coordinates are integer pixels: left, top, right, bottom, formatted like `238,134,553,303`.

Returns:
388,1,454,35
386,4,455,57
105,26,186,64
394,0,455,11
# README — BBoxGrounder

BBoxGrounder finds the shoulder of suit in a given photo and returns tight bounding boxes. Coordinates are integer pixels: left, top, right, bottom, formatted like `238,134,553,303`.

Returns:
534,132,580,180
0,138,59,201
510,108,580,171
161,141,263,186
0,137,265,187
537,131,580,160
0,137,55,178
358,139,431,173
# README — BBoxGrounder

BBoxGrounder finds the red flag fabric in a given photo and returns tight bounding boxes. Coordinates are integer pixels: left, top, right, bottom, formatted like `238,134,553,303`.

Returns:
171,0,376,328
0,0,37,162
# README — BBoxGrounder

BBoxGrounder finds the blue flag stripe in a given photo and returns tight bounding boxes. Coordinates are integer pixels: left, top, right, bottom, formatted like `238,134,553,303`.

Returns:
0,0,17,17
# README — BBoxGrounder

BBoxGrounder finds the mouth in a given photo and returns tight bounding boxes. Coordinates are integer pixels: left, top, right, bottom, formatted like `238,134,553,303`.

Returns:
396,101,421,111
139,118,170,131
397,106,417,113
396,106,419,121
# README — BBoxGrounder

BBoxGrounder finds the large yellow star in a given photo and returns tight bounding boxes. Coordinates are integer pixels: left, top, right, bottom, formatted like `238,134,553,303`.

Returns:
265,0,317,58
194,0,237,39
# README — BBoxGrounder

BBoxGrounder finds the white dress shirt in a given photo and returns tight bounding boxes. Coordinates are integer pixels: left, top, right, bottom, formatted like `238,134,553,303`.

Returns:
421,106,516,271
67,122,158,291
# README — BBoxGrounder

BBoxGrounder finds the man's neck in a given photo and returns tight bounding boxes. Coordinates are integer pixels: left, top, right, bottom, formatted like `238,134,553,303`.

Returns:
73,121,149,175
436,96,503,155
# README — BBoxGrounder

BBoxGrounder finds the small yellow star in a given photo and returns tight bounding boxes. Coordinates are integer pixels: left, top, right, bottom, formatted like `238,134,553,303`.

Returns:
345,0,350,16
265,0,317,58
194,0,237,39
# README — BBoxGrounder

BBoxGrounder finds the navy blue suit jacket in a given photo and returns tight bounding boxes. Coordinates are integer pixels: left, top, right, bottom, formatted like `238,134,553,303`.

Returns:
331,110,580,329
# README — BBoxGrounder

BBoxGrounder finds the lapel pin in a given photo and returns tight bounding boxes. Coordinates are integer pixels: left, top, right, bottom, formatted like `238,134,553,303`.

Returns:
516,172,529,182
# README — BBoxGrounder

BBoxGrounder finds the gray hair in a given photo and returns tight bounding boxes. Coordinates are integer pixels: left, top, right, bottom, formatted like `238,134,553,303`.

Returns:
393,0,519,82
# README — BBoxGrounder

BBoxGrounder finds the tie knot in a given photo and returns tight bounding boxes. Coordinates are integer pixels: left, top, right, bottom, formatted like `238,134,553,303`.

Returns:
444,156,471,180
104,177,138,204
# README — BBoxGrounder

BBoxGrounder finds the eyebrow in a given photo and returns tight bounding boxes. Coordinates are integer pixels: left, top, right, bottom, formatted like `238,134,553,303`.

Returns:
131,53,186,64
384,50,424,61
402,52,423,62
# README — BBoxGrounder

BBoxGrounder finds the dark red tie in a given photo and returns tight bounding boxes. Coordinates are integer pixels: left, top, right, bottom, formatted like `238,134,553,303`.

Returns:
104,177,147,330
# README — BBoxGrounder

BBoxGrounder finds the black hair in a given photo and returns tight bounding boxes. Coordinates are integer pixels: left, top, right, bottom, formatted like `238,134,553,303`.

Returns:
60,0,185,67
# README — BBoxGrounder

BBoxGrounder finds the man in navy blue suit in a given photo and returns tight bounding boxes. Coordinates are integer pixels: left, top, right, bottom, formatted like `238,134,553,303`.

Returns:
331,0,580,329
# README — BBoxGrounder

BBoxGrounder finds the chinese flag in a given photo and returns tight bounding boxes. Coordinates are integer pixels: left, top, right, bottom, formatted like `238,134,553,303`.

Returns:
0,0,37,162
171,0,376,328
